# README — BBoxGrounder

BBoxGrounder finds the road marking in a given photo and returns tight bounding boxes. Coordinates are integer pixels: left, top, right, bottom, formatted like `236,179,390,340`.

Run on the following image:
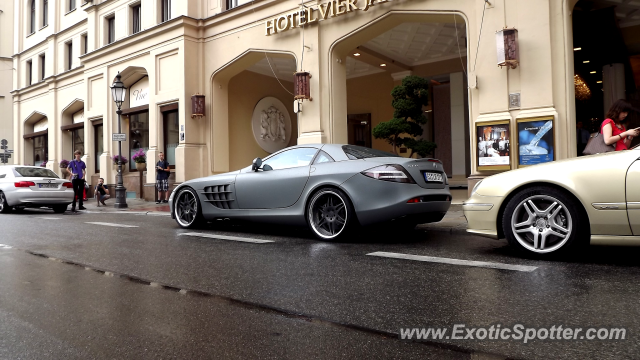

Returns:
179,232,274,244
85,222,139,228
366,251,538,272
0,244,11,249
38,217,62,220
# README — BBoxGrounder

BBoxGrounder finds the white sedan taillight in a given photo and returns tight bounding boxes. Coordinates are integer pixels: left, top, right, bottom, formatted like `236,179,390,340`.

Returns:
14,181,36,188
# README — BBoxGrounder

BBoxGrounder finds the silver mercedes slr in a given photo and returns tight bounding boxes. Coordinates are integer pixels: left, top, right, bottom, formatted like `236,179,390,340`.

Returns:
0,165,75,213
170,144,451,241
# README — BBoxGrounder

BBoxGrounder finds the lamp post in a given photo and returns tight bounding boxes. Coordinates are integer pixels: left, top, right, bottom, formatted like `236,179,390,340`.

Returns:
111,72,128,208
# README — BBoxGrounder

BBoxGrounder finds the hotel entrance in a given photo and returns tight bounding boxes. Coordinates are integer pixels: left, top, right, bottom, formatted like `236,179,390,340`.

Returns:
333,14,471,187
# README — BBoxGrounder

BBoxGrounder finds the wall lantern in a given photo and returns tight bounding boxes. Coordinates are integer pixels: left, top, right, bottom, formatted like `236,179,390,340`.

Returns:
294,71,312,101
191,93,205,119
496,28,519,69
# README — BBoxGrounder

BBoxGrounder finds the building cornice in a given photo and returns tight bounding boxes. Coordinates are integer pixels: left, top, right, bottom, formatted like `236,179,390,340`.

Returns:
82,0,117,13
11,66,85,96
80,16,198,63
13,19,89,58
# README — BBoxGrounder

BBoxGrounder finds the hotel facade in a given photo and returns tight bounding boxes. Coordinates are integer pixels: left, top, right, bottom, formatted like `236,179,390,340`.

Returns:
10,0,640,198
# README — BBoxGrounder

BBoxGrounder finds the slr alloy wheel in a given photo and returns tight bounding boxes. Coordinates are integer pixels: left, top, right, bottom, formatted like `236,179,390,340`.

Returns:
307,188,353,241
174,188,203,228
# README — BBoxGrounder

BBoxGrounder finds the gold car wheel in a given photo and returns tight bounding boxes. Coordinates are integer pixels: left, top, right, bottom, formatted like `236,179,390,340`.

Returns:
510,195,573,253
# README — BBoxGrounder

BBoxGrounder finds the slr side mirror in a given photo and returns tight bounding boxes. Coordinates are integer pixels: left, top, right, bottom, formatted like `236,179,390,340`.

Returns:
252,157,263,172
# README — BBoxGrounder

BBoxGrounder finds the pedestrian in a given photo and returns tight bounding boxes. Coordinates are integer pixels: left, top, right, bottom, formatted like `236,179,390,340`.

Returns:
95,178,110,206
156,152,170,204
601,99,640,151
68,150,86,212
576,121,590,156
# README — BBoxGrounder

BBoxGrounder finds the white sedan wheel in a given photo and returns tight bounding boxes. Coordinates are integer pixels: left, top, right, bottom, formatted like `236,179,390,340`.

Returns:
510,195,572,253
503,186,587,256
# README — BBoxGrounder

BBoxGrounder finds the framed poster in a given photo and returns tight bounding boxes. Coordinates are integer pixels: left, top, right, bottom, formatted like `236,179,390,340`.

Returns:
517,116,554,167
476,120,511,171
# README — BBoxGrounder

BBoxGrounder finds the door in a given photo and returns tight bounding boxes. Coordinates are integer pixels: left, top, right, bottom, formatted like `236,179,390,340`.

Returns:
347,114,371,148
626,160,640,234
433,82,452,175
234,148,318,209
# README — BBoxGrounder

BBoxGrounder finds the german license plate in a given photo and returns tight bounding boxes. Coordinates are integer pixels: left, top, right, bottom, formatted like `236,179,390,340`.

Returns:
39,183,58,189
424,172,443,183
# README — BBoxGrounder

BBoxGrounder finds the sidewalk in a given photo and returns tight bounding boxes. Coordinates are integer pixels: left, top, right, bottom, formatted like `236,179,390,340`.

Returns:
82,198,171,216
85,199,468,231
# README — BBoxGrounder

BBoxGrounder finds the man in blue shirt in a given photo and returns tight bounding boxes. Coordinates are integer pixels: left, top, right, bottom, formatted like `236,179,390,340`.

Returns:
156,152,170,204
68,150,86,212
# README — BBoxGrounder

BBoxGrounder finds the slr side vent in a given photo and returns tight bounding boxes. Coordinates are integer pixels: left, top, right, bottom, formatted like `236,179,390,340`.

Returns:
202,185,234,209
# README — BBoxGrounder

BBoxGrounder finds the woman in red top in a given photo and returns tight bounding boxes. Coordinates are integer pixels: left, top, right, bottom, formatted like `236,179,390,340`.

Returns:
602,99,639,151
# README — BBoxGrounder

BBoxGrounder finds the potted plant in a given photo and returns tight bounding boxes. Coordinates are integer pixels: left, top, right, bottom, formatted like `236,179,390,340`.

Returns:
59,159,70,177
131,149,147,172
111,155,128,170
40,161,47,168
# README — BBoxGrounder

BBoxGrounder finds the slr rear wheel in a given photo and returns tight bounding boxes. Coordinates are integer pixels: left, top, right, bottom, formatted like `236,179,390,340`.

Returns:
307,188,355,241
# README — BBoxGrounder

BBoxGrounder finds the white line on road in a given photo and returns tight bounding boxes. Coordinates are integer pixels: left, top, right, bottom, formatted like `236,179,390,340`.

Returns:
85,222,139,228
179,232,274,244
38,217,62,220
366,251,538,272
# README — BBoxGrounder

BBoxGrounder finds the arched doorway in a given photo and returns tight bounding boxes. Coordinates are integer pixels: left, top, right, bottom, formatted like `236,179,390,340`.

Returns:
210,50,298,173
330,13,471,184
23,111,48,167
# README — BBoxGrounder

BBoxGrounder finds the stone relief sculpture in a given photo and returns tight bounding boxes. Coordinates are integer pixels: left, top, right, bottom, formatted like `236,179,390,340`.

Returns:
252,97,291,153
277,113,286,143
259,105,287,143
260,111,270,140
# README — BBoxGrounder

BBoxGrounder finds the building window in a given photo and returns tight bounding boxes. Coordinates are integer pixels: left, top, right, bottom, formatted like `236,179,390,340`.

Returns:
66,42,73,70
33,135,48,166
163,109,179,168
81,33,88,54
161,0,171,22
27,60,33,86
69,0,76,12
42,0,48,27
95,123,103,172
30,0,36,33
39,54,45,81
107,16,115,44
129,111,149,170
132,4,141,34
72,128,84,157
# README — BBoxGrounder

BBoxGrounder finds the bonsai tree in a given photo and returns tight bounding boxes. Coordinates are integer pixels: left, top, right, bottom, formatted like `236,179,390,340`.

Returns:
372,75,437,158
132,149,146,164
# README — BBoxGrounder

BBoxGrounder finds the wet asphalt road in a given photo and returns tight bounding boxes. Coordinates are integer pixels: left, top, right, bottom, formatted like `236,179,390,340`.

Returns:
0,209,639,359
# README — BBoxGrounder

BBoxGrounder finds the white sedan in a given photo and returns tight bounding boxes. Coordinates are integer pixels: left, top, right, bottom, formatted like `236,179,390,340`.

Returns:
0,165,75,213
463,148,640,256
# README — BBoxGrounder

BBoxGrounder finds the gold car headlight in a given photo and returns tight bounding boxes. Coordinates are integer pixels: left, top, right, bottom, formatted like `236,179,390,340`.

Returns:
471,180,483,196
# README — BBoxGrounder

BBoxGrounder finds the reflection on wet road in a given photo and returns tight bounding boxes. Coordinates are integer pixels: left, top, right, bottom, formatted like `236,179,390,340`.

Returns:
1,209,639,359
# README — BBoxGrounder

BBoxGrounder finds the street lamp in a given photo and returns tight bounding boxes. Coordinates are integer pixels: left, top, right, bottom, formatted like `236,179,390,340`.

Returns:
111,72,128,208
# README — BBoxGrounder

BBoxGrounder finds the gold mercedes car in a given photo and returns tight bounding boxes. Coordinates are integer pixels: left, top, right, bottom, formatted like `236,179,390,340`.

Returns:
463,148,640,256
